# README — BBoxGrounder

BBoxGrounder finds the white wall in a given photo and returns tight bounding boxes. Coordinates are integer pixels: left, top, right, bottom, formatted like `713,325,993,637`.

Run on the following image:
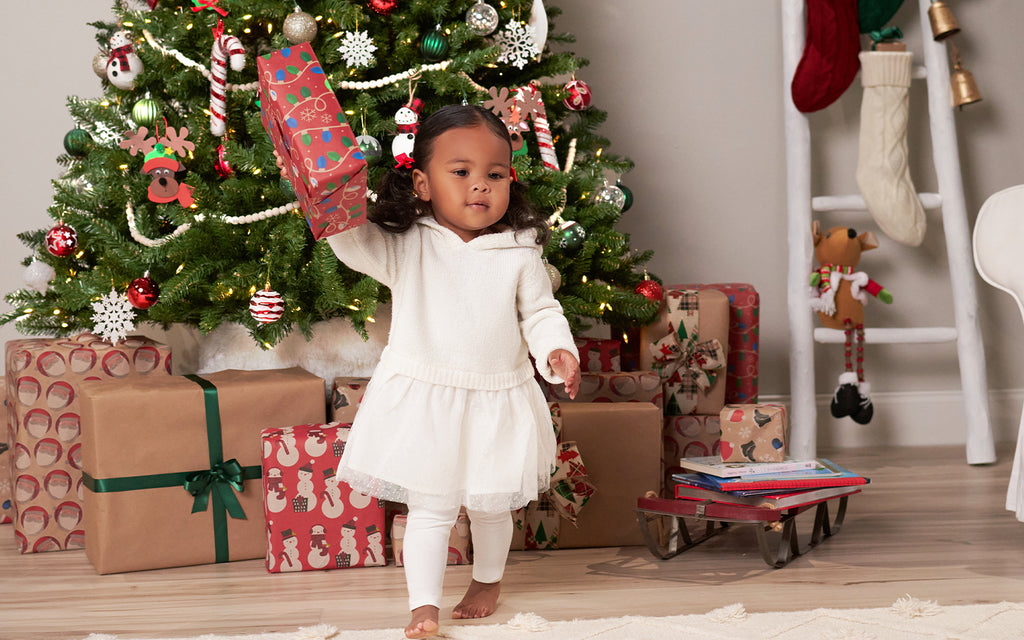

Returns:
3,1,1023,451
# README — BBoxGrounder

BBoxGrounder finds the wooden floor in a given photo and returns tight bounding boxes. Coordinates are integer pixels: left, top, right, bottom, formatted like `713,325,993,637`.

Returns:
3,444,1023,640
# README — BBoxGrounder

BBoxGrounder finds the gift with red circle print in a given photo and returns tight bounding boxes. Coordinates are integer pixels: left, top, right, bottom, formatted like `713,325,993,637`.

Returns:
261,422,386,573
4,332,171,553
257,43,368,240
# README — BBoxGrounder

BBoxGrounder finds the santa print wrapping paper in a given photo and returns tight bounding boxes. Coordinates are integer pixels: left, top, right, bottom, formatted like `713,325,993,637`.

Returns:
391,510,471,567
79,368,325,574
262,422,386,572
5,333,171,553
257,43,368,240
662,414,721,492
719,403,788,463
677,283,759,403
2,386,12,524
330,377,370,424
542,370,662,409
640,288,729,416
573,337,621,373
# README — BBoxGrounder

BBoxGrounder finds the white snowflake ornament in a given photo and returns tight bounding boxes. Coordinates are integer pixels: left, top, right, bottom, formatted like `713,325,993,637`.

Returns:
91,288,137,345
496,20,540,69
337,30,377,69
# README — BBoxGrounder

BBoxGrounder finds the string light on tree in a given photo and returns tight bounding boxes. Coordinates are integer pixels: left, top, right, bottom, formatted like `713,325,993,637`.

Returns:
45,224,78,257
466,2,500,36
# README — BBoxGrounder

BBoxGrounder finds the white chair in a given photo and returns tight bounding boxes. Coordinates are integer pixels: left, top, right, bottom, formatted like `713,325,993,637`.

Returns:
973,185,1024,522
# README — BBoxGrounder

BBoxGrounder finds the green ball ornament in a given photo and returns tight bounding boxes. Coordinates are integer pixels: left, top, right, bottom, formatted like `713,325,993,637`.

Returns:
63,128,92,157
557,220,586,251
617,180,634,212
420,29,450,62
132,98,160,127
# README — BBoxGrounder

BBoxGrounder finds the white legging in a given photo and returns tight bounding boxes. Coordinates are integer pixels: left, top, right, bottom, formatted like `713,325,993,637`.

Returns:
403,504,513,610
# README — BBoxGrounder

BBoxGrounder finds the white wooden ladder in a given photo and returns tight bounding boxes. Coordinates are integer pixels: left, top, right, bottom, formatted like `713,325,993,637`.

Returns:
781,0,995,464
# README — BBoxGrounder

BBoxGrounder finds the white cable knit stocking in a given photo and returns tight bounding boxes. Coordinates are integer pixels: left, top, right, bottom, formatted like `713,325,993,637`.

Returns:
856,51,926,247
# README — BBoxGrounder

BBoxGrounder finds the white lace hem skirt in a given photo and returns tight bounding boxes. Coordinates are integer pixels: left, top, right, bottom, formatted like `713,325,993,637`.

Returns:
336,365,556,513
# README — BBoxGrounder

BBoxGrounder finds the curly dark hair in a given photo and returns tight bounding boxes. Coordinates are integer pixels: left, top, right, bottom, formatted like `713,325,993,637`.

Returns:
369,104,549,244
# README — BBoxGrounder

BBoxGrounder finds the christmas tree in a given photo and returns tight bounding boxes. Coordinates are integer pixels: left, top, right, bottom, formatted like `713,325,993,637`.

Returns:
2,0,659,348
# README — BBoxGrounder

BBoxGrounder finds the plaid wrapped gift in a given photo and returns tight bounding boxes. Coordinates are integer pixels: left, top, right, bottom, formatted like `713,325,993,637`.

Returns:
647,290,727,415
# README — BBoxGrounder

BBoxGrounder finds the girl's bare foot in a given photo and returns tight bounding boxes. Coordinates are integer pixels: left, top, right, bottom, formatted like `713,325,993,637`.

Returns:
452,580,501,619
405,605,440,639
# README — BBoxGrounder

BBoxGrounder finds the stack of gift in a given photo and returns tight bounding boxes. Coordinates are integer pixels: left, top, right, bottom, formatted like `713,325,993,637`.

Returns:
79,367,325,573
2,385,12,524
4,333,172,553
261,421,386,572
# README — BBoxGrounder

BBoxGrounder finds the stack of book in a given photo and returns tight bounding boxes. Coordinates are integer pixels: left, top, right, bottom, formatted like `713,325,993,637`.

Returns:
671,457,869,510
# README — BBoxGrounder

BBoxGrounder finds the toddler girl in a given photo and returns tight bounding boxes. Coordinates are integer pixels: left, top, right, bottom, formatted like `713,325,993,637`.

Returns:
326,104,581,638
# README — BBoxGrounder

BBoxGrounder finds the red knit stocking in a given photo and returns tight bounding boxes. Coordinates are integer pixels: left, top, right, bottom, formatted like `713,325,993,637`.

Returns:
791,0,861,113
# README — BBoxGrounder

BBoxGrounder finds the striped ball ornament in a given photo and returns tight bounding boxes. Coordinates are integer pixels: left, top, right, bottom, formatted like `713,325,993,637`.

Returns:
250,288,284,324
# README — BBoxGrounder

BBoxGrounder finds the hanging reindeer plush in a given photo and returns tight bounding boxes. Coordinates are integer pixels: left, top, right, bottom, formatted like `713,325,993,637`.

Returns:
809,221,893,424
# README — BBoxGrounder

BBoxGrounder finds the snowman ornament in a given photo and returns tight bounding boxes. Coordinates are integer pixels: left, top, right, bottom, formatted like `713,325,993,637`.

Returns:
391,98,423,168
106,30,144,90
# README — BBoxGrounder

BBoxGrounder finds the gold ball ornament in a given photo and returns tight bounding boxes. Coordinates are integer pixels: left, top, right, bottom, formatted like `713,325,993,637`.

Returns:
283,10,318,44
544,261,562,292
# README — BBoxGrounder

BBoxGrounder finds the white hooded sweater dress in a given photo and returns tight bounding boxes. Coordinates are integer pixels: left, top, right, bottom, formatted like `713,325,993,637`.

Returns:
326,217,577,513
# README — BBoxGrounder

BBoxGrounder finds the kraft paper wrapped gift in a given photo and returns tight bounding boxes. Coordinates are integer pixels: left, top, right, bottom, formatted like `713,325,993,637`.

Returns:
392,509,472,566
719,403,788,463
2,385,11,524
677,283,760,403
262,422,385,572
5,333,171,553
542,370,662,409
511,402,661,549
80,368,325,574
640,288,730,416
257,43,368,239
662,414,721,491
330,377,370,423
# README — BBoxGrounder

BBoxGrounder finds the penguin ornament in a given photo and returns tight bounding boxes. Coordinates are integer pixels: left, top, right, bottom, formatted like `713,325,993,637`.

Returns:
106,30,144,90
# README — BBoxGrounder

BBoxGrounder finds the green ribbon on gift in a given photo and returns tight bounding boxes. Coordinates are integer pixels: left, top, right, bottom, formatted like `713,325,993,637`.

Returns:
80,374,261,564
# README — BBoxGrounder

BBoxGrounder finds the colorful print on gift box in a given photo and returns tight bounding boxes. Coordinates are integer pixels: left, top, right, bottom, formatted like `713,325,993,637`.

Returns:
330,377,370,423
261,422,385,573
718,403,788,463
5,333,171,552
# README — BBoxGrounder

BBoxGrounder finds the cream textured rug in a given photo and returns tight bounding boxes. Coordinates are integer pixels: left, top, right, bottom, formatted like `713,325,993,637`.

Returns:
81,597,1024,640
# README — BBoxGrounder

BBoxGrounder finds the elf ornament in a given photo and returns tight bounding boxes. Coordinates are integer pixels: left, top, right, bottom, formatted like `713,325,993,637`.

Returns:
790,0,860,113
392,98,423,167
45,224,78,257
856,50,925,246
809,221,893,424
106,30,144,90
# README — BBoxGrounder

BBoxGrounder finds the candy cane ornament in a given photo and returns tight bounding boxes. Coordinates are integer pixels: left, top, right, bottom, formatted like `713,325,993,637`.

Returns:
517,84,559,170
209,21,246,137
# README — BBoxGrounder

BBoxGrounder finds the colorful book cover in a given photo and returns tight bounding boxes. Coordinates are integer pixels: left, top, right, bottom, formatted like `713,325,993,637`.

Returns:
672,459,868,492
678,455,824,478
673,483,862,510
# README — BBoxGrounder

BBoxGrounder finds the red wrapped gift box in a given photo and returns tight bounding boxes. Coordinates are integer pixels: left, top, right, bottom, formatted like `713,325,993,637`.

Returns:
573,337,621,373
257,43,368,240
262,422,386,572
6,333,172,553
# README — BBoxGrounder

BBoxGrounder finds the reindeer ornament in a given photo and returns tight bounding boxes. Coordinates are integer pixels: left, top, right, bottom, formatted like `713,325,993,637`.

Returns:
809,221,893,424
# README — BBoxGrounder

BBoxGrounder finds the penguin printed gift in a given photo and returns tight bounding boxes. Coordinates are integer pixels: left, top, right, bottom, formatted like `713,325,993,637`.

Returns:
261,422,386,573
257,43,368,240
718,403,789,463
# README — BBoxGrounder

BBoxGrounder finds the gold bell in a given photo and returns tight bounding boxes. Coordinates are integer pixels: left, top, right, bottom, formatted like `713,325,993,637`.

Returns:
950,47,982,109
928,1,961,41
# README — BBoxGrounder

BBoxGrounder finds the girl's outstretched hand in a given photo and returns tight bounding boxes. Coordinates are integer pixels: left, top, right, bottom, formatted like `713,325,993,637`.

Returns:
548,349,581,399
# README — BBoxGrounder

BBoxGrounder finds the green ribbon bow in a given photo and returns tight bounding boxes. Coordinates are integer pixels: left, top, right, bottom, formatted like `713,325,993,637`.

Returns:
184,458,247,519
869,26,904,47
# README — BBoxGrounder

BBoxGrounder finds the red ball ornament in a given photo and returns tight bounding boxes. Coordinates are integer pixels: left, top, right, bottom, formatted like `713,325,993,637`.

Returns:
45,224,78,257
250,288,285,324
368,0,397,15
634,278,664,303
127,274,160,310
214,144,233,178
563,79,592,111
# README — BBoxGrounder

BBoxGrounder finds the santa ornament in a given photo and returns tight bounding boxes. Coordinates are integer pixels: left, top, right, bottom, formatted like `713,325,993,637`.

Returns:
391,98,423,168
106,30,144,90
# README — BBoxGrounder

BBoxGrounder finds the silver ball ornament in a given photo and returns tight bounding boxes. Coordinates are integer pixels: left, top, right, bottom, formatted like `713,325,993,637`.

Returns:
356,134,383,164
595,182,626,210
466,2,500,36
92,51,108,79
283,10,318,44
